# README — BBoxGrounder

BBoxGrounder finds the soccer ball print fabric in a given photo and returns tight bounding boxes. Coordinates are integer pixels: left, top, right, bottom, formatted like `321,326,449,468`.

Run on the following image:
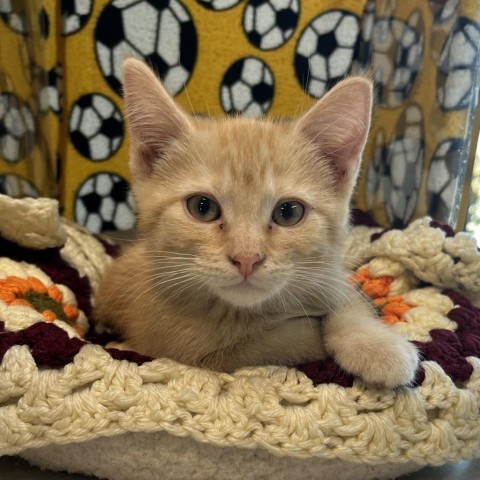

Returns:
0,0,479,231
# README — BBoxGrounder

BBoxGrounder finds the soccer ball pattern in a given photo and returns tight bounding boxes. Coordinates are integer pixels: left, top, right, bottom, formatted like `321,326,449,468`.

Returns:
426,138,464,223
38,64,62,114
95,0,197,96
365,129,386,210
0,174,39,198
221,57,274,117
0,93,35,163
75,173,136,233
354,0,375,69
69,94,123,161
39,7,49,39
430,0,459,24
295,10,359,98
369,12,424,107
437,17,480,111
243,0,299,50
383,105,425,228
196,0,242,11
62,0,93,35
2,1,479,232
0,1,27,34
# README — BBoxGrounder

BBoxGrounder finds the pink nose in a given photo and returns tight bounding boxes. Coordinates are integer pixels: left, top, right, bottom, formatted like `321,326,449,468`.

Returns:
229,254,265,278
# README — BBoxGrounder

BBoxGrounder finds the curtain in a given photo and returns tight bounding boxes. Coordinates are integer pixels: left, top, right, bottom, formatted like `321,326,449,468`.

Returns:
0,0,59,199
0,0,479,231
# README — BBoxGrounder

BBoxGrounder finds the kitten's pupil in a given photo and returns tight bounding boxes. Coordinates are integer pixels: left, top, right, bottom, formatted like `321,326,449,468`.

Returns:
198,197,210,216
281,203,294,221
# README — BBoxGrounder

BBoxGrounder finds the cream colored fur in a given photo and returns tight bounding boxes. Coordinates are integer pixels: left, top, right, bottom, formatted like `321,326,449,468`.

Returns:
95,59,418,387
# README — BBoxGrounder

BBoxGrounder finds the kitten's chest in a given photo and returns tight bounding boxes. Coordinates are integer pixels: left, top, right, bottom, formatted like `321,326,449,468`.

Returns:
177,301,322,350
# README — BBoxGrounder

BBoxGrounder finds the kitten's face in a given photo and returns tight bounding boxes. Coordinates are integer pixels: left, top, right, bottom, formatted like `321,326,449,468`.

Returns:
122,59,372,309
137,119,341,307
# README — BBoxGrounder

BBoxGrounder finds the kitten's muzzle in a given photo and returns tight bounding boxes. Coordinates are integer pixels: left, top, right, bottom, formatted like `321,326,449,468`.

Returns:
228,253,265,279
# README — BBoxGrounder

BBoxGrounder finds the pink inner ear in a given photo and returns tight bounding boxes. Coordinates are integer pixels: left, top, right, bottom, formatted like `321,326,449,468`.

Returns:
130,143,157,178
295,78,373,193
122,58,192,179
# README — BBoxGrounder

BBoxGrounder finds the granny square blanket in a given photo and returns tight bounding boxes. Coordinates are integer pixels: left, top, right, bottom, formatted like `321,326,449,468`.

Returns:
0,194,479,479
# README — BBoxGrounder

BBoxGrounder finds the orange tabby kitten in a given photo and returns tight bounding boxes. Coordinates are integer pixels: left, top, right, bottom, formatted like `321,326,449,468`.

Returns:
95,58,418,387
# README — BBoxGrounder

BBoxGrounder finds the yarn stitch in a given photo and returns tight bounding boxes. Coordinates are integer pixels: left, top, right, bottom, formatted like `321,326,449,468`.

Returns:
0,276,83,333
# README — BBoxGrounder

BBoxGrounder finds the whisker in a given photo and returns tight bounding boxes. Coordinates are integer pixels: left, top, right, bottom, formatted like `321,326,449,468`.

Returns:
100,234,137,243
282,286,313,329
138,274,203,313
287,280,340,320
112,265,198,312
144,250,196,257
98,264,189,312
137,276,203,320
292,276,353,309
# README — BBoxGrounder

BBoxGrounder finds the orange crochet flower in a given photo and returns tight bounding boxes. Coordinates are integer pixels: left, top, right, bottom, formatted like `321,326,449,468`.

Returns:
350,266,393,299
350,267,413,325
0,276,83,335
373,296,412,325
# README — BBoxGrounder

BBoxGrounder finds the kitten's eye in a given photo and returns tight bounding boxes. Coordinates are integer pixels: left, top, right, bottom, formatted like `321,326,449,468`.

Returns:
272,201,305,226
186,195,221,222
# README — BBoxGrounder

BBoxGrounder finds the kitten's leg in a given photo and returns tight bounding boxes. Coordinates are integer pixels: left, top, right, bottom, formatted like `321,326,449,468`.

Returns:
322,292,419,388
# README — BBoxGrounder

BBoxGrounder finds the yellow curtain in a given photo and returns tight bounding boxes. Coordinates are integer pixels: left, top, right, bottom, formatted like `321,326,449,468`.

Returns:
0,0,479,231
0,0,59,199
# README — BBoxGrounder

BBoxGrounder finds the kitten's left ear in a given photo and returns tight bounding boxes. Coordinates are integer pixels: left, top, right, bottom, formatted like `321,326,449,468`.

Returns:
294,78,373,197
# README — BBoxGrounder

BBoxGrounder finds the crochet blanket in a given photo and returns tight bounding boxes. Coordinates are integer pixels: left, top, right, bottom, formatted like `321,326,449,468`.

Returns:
0,195,479,479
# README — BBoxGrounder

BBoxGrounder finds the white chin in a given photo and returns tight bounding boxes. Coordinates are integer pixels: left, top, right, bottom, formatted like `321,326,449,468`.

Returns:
216,283,272,308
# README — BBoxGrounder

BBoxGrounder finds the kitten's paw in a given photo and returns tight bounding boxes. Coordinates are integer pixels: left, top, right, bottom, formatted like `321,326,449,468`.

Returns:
333,332,419,388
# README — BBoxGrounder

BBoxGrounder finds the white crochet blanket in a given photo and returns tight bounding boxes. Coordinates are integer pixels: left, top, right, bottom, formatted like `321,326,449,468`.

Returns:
0,195,479,480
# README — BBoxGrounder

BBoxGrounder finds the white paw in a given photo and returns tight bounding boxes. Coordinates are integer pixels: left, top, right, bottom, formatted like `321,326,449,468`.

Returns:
333,332,420,388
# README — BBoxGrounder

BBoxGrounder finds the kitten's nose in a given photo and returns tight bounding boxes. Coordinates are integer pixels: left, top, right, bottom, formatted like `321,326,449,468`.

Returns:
229,253,265,278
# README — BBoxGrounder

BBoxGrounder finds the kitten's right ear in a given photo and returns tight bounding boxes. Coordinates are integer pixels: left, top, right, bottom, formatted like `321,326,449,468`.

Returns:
294,77,372,199
122,58,192,179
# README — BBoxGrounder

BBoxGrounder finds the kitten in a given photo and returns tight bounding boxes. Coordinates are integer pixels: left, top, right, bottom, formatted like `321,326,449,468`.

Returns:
94,58,419,388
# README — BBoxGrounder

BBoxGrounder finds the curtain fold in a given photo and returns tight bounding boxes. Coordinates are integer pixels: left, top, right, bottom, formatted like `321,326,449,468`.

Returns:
0,0,59,199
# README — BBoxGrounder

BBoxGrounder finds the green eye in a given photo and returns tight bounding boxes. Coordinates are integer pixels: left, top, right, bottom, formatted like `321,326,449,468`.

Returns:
187,195,221,222
272,201,305,226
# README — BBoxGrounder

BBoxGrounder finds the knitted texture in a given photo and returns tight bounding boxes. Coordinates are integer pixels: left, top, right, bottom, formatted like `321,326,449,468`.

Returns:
0,196,66,249
0,195,479,468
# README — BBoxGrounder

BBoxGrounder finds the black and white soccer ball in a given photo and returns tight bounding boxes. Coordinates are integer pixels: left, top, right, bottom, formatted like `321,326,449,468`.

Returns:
0,93,35,163
430,0,459,24
0,174,39,198
196,0,242,11
95,0,197,96
295,10,359,98
437,17,480,111
38,64,62,114
371,12,424,107
243,0,299,50
0,0,27,34
383,105,425,228
69,94,123,161
221,57,274,117
354,0,376,68
426,138,464,222
39,7,49,39
365,129,386,210
75,173,136,233
62,0,93,35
